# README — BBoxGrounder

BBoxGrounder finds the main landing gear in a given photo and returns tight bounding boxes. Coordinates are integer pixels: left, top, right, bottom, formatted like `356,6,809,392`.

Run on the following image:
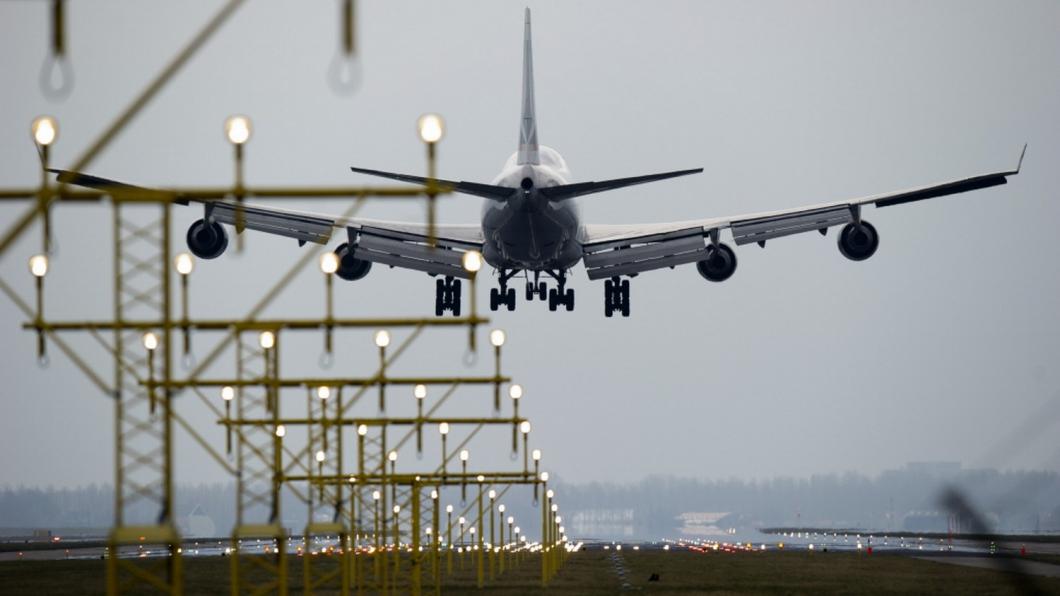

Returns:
435,276,461,316
603,276,630,317
490,269,518,311
546,273,574,312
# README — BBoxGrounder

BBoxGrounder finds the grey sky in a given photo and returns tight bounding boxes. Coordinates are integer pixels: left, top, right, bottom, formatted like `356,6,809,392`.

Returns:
1,1,1058,489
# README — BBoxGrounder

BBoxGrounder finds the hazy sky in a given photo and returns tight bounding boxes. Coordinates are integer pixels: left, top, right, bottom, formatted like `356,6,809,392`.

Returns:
1,1,1058,489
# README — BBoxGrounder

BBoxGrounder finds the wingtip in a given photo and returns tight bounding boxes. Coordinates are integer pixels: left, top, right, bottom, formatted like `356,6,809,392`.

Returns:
1017,143,1027,173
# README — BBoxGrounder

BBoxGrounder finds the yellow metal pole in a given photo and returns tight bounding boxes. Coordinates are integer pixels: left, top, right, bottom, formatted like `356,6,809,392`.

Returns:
411,486,421,596
476,484,484,588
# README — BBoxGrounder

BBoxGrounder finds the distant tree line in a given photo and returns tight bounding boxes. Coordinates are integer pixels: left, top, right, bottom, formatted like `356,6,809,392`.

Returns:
2,467,1057,540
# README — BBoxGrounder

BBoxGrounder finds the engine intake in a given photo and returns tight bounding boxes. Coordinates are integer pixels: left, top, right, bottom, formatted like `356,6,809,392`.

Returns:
334,242,372,281
696,243,737,282
837,221,879,261
186,219,228,259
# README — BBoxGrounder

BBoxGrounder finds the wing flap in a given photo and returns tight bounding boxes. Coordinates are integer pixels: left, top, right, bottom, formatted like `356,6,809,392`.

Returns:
211,201,334,245
352,227,474,279
730,205,852,246
583,227,707,280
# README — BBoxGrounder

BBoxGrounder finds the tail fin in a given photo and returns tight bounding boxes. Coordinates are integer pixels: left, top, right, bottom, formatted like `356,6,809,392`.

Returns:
517,8,539,165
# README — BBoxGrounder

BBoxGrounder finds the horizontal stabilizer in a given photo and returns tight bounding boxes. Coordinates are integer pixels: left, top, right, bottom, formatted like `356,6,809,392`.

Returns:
350,166,513,201
539,168,703,202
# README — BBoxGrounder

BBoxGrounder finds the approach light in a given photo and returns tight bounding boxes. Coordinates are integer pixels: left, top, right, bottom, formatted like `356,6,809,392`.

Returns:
417,113,445,144
414,384,427,399
142,332,159,351
319,252,339,275
393,504,401,514
259,331,275,350
431,490,438,500
520,421,531,434
489,329,506,347
461,250,483,273
476,474,484,483
388,450,398,462
221,386,235,402
447,505,454,514
358,424,368,436
275,425,286,438
532,449,541,462
316,450,326,463
459,516,466,525
459,449,469,462
373,329,391,348
509,384,523,400
174,253,194,275
317,386,331,400
551,505,557,513
438,422,449,435
514,526,520,534
488,490,496,500
28,254,48,278
225,115,252,145
372,490,381,501
540,472,549,482
31,116,58,146
507,516,514,525
498,504,506,513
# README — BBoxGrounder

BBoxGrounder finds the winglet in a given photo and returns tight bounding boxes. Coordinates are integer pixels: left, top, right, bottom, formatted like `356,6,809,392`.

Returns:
1016,143,1027,174
517,8,540,165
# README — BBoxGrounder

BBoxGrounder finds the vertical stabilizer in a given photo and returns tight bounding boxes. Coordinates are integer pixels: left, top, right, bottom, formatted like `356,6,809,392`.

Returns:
517,8,540,165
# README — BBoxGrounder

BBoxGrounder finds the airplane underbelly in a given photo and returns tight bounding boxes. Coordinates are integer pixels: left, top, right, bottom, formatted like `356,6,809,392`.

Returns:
484,210,582,270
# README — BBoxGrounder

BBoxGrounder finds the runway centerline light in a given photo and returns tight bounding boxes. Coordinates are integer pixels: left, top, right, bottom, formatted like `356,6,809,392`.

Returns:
259,331,275,350
28,255,48,278
373,329,391,348
414,384,427,399
142,332,159,351
319,252,339,275
489,329,506,347
174,253,194,276
417,113,445,144
225,115,252,145
461,250,483,273
31,116,58,146
221,386,235,402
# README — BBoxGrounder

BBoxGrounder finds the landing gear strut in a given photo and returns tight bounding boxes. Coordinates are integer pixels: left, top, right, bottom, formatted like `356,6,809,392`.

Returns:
435,276,461,317
604,276,630,317
490,269,518,311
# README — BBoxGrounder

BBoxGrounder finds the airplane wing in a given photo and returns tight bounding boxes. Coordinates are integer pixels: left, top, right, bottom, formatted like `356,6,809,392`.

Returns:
50,169,484,279
580,148,1025,280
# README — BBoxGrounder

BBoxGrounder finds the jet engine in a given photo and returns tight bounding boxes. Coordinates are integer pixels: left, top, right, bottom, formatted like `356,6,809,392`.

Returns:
333,242,372,281
186,219,229,259
696,243,737,282
837,221,879,261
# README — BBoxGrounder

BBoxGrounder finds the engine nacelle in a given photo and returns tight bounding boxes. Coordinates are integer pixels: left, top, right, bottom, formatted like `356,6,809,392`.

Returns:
334,242,372,281
186,219,228,259
696,243,737,282
837,221,879,261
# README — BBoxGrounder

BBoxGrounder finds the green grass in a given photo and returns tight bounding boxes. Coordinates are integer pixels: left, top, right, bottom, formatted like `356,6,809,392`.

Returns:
1,549,1058,594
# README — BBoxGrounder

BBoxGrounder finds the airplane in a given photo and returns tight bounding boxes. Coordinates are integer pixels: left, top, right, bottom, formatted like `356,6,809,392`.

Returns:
53,9,1024,318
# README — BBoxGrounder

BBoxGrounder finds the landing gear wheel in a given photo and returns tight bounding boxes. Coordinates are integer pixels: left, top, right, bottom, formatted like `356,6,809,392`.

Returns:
434,276,462,317
490,288,501,312
547,288,558,312
538,281,547,298
525,282,534,301
564,288,574,312
506,288,516,311
604,277,631,318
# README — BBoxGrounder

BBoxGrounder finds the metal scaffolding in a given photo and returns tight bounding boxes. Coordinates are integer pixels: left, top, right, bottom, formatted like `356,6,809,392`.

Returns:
1,3,576,594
